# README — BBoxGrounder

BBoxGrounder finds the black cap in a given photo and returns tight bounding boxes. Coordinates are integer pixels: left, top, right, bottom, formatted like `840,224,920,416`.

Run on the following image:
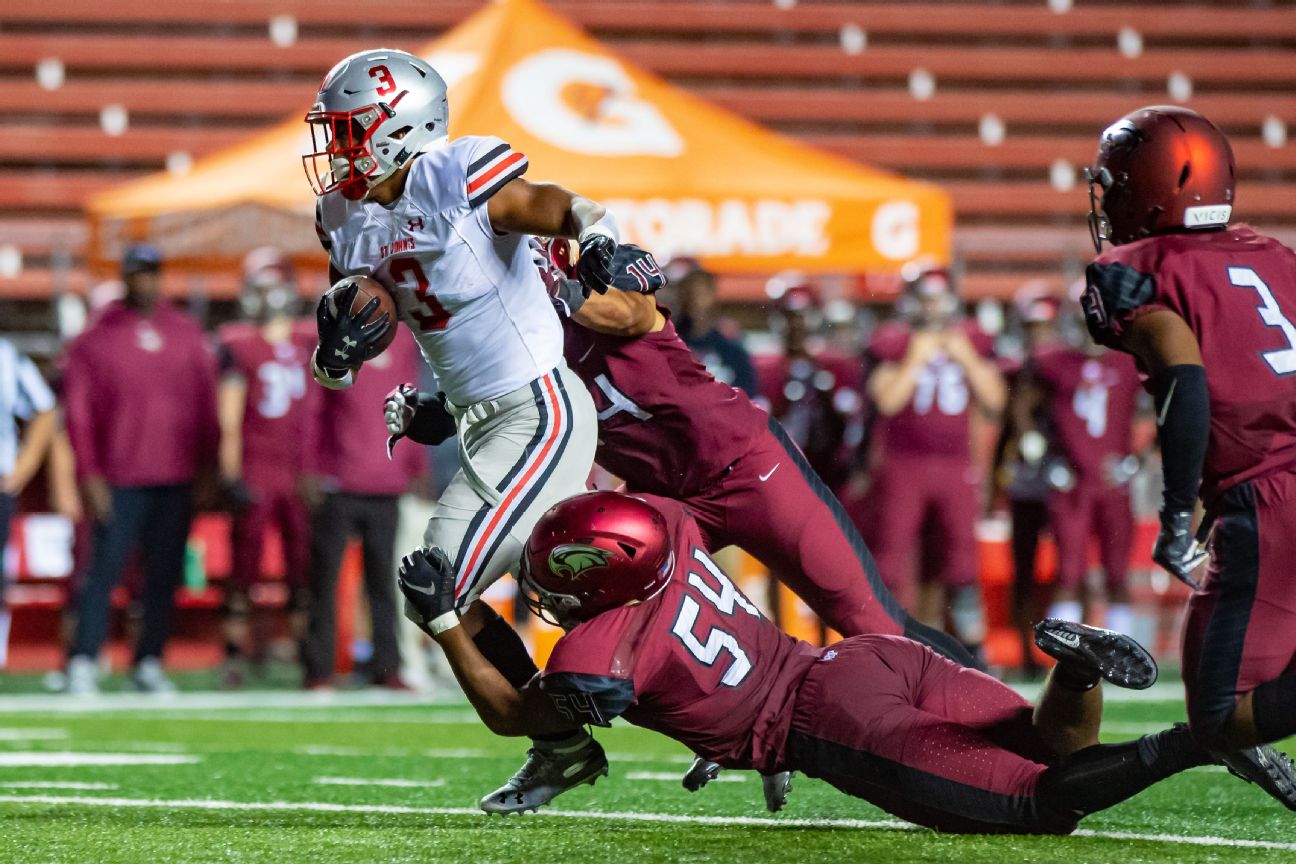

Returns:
121,243,163,277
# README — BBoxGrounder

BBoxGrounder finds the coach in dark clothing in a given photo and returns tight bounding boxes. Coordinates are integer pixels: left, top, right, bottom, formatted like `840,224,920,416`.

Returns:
62,244,219,694
302,331,425,689
669,261,759,399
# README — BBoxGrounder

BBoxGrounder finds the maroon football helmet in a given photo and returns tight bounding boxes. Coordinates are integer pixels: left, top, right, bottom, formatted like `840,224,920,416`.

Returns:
1086,105,1235,251
520,491,675,628
898,260,959,327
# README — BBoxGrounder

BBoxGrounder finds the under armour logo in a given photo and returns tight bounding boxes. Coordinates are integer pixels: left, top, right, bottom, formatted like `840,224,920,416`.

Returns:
408,217,424,232
333,335,358,361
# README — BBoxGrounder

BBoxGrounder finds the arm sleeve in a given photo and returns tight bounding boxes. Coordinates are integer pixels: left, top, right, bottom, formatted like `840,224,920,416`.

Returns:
1149,364,1209,512
539,672,635,728
314,199,333,255
13,353,55,419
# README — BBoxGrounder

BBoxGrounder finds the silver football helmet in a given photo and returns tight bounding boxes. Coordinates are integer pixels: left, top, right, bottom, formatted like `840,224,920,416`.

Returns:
303,48,449,200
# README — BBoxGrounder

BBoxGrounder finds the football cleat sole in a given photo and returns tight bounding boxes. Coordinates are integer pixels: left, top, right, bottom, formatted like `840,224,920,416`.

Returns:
1034,619,1158,690
479,743,610,816
1221,745,1296,812
683,756,722,792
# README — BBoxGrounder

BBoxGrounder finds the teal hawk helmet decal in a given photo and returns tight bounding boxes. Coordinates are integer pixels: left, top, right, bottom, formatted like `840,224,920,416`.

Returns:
548,544,612,581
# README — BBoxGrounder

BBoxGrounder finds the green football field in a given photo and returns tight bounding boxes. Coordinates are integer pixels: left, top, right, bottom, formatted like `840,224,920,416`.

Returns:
0,686,1290,864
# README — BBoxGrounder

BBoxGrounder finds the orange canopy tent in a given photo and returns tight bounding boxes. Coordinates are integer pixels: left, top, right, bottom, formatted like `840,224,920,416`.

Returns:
86,0,951,291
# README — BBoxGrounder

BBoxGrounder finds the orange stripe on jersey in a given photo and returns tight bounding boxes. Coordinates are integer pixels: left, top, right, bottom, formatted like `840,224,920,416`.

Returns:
467,151,527,196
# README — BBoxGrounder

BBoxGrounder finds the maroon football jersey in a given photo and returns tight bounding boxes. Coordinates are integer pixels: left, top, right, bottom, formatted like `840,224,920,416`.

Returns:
866,320,995,462
539,495,822,772
217,319,317,478
561,310,766,497
1084,225,1296,501
1031,346,1141,485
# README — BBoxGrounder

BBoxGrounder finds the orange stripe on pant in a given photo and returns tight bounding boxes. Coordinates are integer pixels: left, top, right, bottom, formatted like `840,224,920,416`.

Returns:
454,373,564,596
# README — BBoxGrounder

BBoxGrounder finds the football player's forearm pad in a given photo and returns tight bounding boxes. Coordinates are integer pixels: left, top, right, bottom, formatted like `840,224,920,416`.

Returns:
1151,364,1209,512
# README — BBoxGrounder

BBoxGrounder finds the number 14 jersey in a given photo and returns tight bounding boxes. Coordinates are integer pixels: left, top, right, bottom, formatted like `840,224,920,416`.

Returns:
1083,225,1296,502
539,495,822,773
315,135,563,406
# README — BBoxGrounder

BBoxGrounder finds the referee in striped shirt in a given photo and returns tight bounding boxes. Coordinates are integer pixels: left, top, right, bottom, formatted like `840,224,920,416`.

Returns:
0,337,57,666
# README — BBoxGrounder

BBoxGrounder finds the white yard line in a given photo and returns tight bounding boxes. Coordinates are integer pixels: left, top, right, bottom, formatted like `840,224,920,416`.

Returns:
0,690,450,715
0,728,67,741
293,745,488,759
0,793,1290,851
314,777,446,789
0,753,199,767
0,781,117,790
626,772,747,783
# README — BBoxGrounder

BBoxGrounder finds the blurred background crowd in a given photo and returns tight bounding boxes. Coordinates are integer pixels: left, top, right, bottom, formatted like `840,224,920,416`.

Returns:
0,0,1292,692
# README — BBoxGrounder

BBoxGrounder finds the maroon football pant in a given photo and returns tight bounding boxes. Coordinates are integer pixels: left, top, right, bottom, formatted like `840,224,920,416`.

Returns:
676,419,975,667
785,635,1071,834
1182,471,1296,749
229,480,310,592
1047,483,1133,594
859,455,980,609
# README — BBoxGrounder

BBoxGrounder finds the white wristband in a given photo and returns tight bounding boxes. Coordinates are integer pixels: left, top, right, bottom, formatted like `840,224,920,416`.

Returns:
311,348,355,390
577,210,619,245
428,610,461,636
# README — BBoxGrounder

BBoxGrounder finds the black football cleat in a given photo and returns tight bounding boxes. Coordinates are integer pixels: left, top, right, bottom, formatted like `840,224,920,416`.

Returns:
682,756,721,792
1034,619,1158,691
1221,745,1296,811
761,771,794,813
479,736,608,815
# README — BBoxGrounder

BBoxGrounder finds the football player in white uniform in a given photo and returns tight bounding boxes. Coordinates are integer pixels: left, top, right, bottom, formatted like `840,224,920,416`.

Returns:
303,48,611,813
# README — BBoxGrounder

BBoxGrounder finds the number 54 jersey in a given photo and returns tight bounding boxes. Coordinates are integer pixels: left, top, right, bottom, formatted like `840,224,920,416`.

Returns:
538,495,822,773
1083,225,1296,502
315,135,563,406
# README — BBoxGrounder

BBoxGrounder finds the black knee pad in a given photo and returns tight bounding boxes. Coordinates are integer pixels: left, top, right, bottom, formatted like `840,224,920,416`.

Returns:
1252,677,1296,744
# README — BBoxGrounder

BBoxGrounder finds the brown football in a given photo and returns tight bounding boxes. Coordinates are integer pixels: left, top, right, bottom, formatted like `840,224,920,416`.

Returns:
326,275,397,360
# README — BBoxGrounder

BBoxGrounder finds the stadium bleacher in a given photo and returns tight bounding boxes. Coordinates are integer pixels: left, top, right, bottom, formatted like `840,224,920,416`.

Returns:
1,0,1294,301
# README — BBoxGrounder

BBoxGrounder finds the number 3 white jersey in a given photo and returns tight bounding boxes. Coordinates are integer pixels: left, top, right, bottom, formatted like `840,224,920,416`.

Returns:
316,135,563,406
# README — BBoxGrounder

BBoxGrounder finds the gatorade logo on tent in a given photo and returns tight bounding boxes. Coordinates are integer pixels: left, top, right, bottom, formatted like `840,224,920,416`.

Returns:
606,198,831,260
503,49,683,157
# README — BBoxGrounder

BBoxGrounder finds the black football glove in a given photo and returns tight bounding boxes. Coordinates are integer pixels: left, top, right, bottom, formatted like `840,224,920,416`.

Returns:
315,281,392,375
384,385,457,457
398,545,460,636
575,232,617,297
1152,509,1209,590
607,244,667,294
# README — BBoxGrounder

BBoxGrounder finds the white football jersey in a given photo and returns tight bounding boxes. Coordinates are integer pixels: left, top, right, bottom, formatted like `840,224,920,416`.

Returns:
316,135,563,406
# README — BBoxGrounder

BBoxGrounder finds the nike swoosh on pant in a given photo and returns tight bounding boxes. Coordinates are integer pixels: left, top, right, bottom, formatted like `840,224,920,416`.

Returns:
759,464,780,482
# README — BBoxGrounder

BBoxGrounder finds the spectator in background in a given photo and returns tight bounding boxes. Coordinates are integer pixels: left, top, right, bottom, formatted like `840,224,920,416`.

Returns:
996,286,1065,677
61,244,219,694
667,259,759,399
0,338,57,668
214,248,317,687
860,264,1006,660
1018,310,1146,635
759,277,862,486
302,329,425,690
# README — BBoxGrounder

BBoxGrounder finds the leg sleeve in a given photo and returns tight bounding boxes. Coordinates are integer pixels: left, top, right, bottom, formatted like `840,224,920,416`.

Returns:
228,496,269,593
134,486,193,663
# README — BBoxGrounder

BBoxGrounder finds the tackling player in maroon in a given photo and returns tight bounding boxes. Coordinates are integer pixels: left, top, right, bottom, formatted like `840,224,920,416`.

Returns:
216,251,317,683
393,490,1289,830
1082,105,1296,808
387,245,975,667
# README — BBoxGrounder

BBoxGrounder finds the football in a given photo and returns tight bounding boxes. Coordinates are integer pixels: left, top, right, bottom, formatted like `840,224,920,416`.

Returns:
327,274,397,359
